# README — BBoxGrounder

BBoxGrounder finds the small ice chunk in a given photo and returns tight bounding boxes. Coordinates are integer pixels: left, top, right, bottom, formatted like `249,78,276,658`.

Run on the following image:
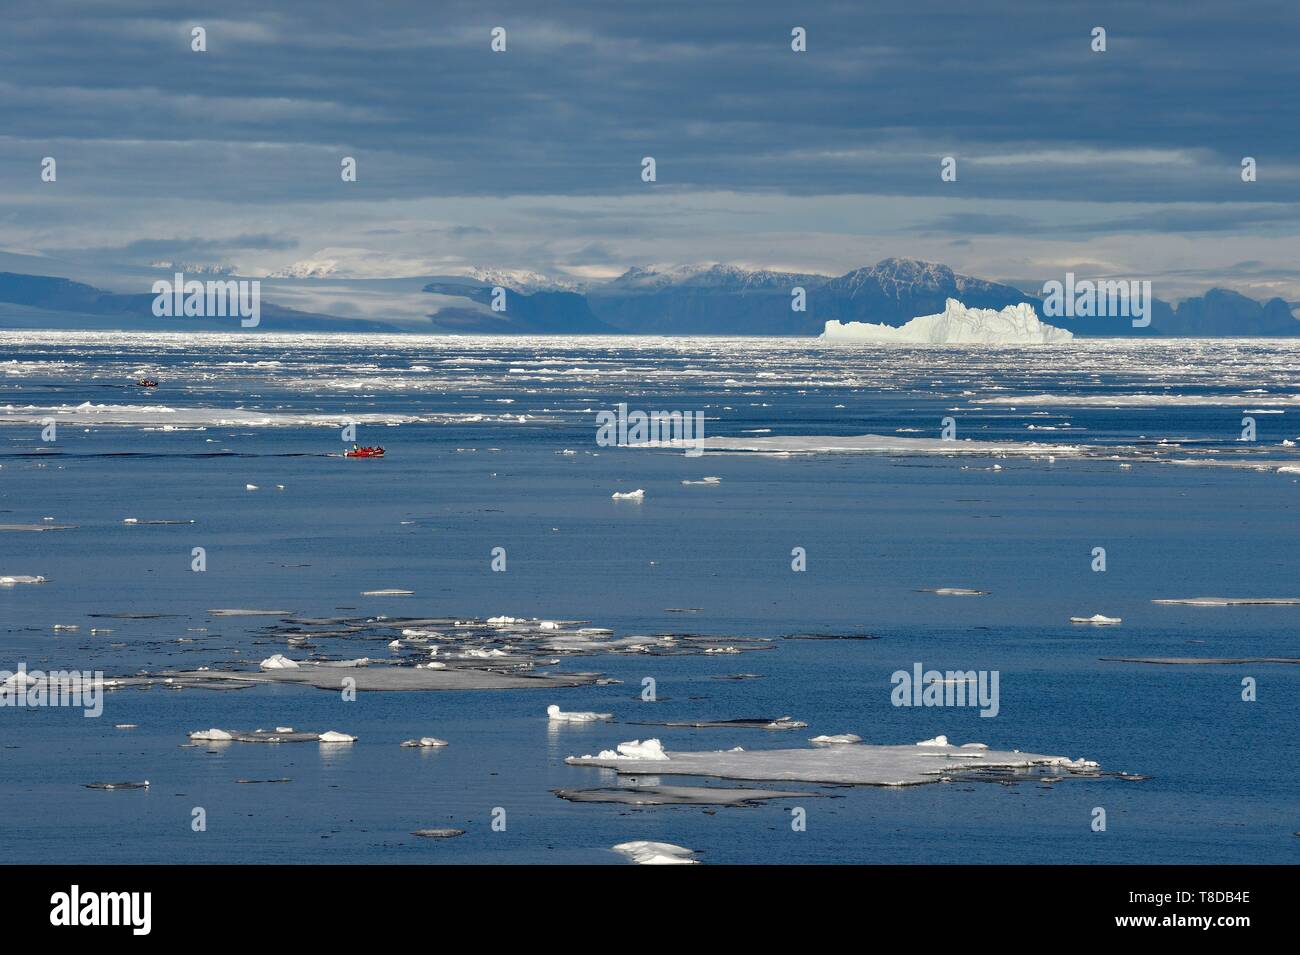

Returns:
259,654,300,670
765,716,808,729
547,704,613,723
190,728,234,741
0,575,46,586
1071,614,1122,625
245,484,259,490
585,738,668,761
611,489,645,500
317,731,357,743
612,840,698,865
401,737,449,748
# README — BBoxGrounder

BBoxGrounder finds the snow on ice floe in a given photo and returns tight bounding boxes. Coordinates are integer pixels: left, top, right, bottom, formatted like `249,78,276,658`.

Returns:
611,841,699,865
821,299,1072,345
1152,597,1300,607
1071,614,1122,625
259,654,300,670
189,728,234,741
567,737,1099,786
547,704,613,723
575,738,670,761
611,488,646,500
810,733,863,745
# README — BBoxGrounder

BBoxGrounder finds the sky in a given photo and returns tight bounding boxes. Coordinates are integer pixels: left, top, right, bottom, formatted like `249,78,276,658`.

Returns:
2,0,1298,301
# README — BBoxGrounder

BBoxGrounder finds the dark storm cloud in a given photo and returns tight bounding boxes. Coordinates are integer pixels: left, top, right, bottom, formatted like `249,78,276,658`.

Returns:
2,0,1296,203
0,0,1296,294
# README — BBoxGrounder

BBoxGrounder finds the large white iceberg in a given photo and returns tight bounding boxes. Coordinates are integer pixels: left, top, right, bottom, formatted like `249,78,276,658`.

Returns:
821,298,1072,345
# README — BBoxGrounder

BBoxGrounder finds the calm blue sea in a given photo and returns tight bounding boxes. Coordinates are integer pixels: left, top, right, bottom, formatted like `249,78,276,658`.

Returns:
1,332,1296,863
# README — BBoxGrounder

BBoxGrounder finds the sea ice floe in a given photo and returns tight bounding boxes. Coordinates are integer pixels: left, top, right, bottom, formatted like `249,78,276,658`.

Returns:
188,727,354,743
0,575,46,586
918,587,988,597
142,662,603,692
977,393,1300,408
681,476,722,485
412,828,465,839
85,781,150,791
634,716,807,730
1103,656,1299,666
568,737,1097,786
190,728,234,741
1152,597,1300,607
611,489,646,500
557,785,808,806
1071,614,1122,625
362,589,414,596
208,608,291,616
650,434,1080,457
810,733,862,745
547,704,613,723
612,841,699,865
401,737,449,748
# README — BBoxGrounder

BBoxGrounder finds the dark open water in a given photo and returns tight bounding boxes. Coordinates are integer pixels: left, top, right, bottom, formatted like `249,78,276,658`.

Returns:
1,332,1296,863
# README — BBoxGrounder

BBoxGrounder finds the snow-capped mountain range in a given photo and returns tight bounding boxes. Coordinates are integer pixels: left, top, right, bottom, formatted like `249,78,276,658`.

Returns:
1,256,1296,336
